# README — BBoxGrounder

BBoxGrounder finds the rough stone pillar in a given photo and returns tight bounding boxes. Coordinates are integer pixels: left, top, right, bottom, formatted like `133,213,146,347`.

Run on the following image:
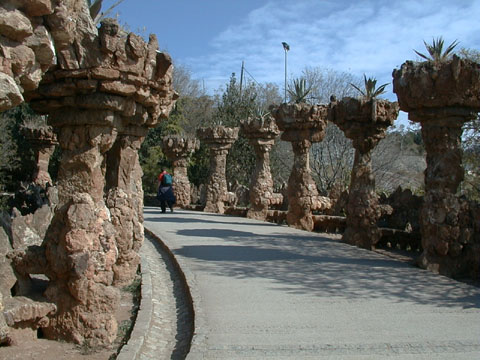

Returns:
105,127,147,286
197,126,239,214
161,135,199,208
240,115,280,220
270,103,330,231
393,56,480,277
21,125,57,186
331,98,398,249
42,109,119,345
21,15,177,345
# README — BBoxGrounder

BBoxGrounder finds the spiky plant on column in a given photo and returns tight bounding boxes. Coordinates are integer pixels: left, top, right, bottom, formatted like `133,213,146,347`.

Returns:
393,37,480,277
270,78,331,231
330,75,399,249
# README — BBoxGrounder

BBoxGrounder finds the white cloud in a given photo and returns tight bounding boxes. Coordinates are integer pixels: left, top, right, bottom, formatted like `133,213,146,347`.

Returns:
185,0,480,104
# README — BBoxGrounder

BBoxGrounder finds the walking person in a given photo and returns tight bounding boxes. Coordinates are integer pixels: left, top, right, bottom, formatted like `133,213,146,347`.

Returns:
157,168,176,213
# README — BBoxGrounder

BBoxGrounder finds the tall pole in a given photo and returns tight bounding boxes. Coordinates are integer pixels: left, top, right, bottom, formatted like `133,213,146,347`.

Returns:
240,60,244,98
282,42,290,103
284,49,287,103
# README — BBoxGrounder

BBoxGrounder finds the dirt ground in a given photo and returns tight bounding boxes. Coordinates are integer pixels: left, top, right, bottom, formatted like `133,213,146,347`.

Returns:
0,284,139,360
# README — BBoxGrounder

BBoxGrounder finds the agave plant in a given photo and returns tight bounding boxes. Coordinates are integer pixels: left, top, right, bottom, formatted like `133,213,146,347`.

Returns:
287,77,312,104
85,0,125,24
245,106,270,128
350,75,388,100
414,37,459,62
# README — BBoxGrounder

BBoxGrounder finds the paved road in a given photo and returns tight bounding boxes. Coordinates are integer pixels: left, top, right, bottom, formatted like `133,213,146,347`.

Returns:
143,207,480,359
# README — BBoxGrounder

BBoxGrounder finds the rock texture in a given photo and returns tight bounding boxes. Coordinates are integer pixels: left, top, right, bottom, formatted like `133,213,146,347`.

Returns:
0,0,57,111
105,130,147,287
393,56,480,277
330,97,399,249
240,114,281,220
197,126,239,214
270,103,331,231
162,135,199,208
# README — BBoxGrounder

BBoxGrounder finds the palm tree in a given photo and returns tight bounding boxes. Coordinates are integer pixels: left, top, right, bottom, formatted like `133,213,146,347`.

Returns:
350,75,388,100
414,37,459,62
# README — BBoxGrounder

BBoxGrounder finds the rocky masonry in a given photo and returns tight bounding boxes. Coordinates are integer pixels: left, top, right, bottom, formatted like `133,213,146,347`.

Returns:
1,0,177,347
197,126,239,214
162,135,199,208
240,114,281,221
330,97,399,249
0,0,57,111
271,103,331,231
393,55,480,277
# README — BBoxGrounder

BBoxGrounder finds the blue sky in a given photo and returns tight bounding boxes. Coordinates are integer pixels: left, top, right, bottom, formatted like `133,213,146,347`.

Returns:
104,0,480,111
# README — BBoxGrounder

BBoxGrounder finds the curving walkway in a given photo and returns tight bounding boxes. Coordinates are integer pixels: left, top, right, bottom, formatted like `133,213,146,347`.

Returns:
142,207,480,359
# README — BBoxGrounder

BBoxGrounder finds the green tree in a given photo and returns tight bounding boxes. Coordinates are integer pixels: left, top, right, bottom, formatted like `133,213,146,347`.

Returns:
0,104,39,192
210,74,258,187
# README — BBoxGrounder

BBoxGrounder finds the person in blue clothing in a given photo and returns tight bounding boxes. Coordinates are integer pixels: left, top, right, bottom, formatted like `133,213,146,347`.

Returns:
157,168,176,213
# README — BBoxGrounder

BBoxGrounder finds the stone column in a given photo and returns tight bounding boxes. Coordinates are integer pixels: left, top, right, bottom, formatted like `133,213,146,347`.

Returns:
21,17,177,345
22,125,58,187
331,98,398,249
393,56,480,277
197,126,239,214
270,103,330,231
106,127,147,286
42,109,119,345
161,135,199,208
240,115,280,220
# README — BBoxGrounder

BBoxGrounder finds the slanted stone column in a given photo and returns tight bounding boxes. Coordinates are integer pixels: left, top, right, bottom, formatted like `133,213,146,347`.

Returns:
105,127,147,286
23,16,176,345
331,98,399,249
393,56,480,277
197,126,239,214
270,103,330,231
240,115,280,220
22,125,58,187
162,135,199,208
41,110,119,345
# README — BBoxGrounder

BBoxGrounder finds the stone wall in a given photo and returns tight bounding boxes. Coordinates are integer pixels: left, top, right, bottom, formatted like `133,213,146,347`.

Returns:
1,0,177,346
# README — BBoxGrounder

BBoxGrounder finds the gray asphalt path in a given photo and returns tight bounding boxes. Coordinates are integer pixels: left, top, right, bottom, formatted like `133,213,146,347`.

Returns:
143,207,480,359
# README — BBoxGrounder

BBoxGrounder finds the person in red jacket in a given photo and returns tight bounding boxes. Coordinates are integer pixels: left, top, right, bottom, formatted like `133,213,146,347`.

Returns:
156,169,175,213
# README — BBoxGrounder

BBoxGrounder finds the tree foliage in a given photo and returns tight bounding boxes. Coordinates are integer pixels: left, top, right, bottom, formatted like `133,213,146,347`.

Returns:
0,104,39,192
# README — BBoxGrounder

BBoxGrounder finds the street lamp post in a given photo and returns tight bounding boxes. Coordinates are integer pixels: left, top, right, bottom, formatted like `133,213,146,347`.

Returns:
282,42,290,103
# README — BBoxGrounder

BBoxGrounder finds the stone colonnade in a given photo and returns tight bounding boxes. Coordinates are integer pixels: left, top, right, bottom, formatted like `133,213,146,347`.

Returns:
19,15,177,344
393,56,480,277
162,135,199,207
240,115,281,220
270,103,331,231
330,98,399,249
197,126,239,214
